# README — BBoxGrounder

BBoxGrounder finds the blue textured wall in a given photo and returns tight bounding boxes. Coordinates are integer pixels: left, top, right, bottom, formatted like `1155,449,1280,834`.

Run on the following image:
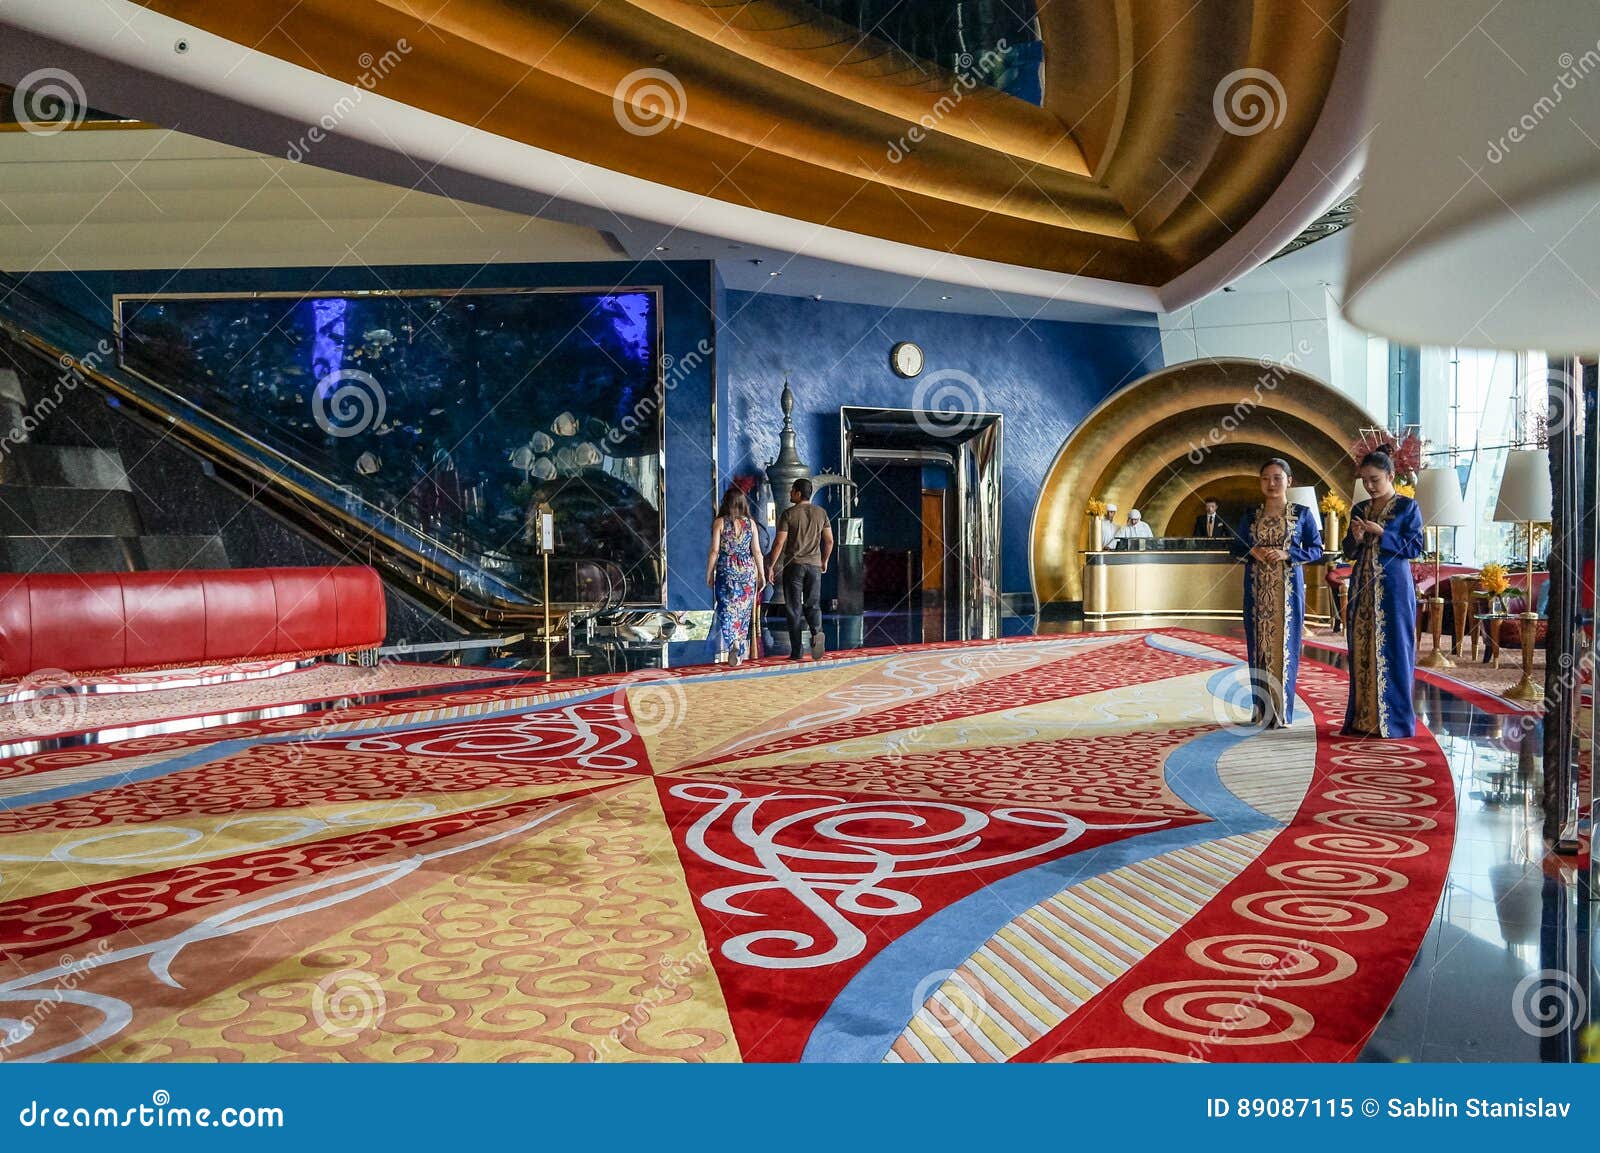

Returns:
720,290,1163,596
23,260,721,614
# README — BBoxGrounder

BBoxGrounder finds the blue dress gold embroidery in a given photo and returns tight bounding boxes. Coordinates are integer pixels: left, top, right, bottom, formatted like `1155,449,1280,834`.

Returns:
1232,503,1324,728
1341,495,1424,738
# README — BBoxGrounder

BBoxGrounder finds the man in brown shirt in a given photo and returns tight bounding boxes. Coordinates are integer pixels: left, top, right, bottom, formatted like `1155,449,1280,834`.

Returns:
767,478,834,660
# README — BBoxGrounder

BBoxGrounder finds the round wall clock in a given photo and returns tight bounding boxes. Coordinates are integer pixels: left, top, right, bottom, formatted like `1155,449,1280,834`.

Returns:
890,341,925,378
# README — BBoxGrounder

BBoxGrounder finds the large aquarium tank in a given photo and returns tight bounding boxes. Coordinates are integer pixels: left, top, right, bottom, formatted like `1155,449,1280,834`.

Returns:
117,287,665,605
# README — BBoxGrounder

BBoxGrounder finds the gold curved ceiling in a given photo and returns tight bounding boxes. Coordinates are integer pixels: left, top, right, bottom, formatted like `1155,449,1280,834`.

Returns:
128,0,1349,285
1031,358,1378,604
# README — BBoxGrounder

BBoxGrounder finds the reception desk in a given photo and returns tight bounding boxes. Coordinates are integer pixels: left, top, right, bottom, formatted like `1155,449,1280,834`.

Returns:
1083,540,1329,622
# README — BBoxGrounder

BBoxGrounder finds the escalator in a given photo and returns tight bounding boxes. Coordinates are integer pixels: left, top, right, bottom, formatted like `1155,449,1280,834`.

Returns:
0,273,656,629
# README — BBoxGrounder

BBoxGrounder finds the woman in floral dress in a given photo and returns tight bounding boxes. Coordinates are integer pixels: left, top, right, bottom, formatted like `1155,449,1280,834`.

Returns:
706,486,765,666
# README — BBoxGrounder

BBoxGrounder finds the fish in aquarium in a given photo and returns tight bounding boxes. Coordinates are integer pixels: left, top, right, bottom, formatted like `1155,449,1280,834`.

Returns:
551,412,579,436
529,431,554,453
508,445,536,473
356,451,382,475
574,442,602,467
531,456,557,480
363,328,396,347
554,446,578,472
428,407,445,416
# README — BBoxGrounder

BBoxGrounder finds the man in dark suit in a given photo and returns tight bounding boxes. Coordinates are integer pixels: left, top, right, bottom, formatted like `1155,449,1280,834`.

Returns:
1192,498,1230,539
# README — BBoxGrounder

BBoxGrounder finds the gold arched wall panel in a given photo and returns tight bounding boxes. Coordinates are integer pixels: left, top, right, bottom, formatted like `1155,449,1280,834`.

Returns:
1030,358,1380,604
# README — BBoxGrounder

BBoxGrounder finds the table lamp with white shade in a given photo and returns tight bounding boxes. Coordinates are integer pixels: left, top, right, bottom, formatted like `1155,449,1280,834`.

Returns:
1287,486,1318,515
1492,449,1553,702
1413,468,1469,668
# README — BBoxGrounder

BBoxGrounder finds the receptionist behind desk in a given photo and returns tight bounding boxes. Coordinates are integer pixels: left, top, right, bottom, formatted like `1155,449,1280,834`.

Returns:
1116,509,1154,541
1192,498,1231,540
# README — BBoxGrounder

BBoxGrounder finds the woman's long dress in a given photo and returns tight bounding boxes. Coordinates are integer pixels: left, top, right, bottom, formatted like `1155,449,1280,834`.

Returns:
1342,495,1424,738
1232,503,1325,727
712,516,758,662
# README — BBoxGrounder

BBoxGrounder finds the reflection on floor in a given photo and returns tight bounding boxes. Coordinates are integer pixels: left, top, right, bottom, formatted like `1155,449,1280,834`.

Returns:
3,610,1587,1061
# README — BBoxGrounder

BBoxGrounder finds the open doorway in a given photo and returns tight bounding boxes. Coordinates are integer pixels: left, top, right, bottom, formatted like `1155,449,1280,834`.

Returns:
840,406,1001,642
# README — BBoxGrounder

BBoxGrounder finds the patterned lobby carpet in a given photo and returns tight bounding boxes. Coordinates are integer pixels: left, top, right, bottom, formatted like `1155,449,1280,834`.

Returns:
0,630,1455,1063
0,661,525,746
1305,635,1546,714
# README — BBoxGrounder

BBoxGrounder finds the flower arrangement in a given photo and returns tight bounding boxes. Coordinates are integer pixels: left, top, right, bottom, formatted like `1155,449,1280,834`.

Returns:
1319,492,1348,517
1085,497,1108,517
1349,428,1425,484
1393,481,1416,498
1478,562,1511,596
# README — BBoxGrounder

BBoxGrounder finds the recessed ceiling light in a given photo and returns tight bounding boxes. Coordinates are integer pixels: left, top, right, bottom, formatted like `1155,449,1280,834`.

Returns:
940,295,951,300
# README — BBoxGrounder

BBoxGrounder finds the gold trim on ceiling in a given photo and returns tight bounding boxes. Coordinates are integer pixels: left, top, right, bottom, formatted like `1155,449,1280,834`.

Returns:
128,0,1350,286
1030,358,1379,604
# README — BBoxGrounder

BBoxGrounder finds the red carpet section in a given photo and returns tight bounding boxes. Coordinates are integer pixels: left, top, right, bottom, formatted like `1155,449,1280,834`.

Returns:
0,630,1454,1063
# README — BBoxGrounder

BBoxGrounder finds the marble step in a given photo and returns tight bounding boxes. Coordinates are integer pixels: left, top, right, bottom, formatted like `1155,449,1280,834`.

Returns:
0,533,229,574
0,443,129,491
0,486,142,536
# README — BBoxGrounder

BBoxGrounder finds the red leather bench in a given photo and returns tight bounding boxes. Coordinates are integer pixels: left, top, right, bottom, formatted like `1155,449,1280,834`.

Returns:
0,566,386,682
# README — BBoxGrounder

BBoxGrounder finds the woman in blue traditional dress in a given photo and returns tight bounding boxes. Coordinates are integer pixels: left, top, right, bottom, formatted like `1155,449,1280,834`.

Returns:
1232,458,1325,727
1342,450,1424,738
706,486,765,667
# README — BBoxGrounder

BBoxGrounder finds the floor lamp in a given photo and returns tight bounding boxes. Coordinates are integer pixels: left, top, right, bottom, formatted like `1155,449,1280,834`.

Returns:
1413,469,1467,668
1492,450,1553,703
